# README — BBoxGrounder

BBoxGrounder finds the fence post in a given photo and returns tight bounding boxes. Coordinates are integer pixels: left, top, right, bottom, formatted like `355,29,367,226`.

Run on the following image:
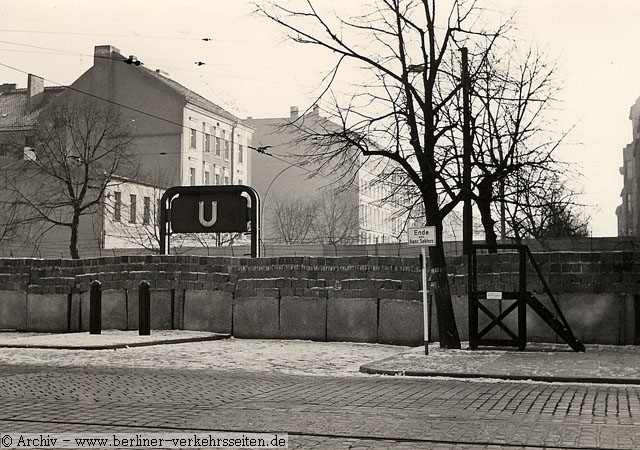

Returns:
89,280,102,335
139,280,151,336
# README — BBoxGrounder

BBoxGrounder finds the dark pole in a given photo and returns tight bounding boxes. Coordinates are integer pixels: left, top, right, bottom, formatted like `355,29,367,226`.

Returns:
159,197,168,255
139,280,151,336
518,248,527,350
461,47,472,256
89,280,102,335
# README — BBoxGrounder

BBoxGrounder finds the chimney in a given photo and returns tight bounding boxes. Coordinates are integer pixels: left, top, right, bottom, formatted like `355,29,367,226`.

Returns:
94,45,121,65
27,74,44,110
290,106,299,119
0,83,16,94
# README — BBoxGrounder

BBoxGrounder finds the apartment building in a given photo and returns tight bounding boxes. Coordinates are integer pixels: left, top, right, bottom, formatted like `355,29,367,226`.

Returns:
617,96,640,236
247,106,406,245
72,45,253,188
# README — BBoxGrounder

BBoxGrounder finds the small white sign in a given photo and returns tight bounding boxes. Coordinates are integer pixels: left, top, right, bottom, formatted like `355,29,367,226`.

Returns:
407,226,437,247
486,291,503,300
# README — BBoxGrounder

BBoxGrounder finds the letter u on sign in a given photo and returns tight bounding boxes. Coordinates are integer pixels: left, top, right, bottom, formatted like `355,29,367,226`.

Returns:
198,201,218,227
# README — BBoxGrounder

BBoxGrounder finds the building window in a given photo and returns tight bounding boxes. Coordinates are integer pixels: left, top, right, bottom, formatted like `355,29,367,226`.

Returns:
0,143,9,157
204,133,211,153
224,140,230,160
627,193,633,213
204,162,210,185
224,169,230,185
143,197,151,225
190,167,196,186
215,137,221,157
214,172,220,185
238,144,244,163
114,191,121,222
237,179,242,185
129,194,137,223
190,129,197,149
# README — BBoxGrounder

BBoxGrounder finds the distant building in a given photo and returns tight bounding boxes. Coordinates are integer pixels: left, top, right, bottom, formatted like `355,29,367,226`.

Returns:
617,97,640,236
247,106,406,245
0,74,65,160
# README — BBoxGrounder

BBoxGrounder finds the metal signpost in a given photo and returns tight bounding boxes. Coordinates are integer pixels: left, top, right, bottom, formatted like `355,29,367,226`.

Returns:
407,226,436,355
159,185,261,257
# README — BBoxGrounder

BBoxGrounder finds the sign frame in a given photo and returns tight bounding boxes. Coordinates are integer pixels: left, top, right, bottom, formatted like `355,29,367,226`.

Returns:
406,225,438,355
159,185,261,257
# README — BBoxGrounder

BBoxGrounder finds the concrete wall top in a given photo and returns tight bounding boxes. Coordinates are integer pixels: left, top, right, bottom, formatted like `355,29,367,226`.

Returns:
0,251,638,296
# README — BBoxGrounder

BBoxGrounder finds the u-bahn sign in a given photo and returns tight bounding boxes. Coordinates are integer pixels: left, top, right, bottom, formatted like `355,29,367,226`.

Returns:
159,185,261,257
171,192,248,233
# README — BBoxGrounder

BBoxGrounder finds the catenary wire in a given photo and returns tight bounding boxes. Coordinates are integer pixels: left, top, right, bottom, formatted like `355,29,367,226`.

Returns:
0,59,412,216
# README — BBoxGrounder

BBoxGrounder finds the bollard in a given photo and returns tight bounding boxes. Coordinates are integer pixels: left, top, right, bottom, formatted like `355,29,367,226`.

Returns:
139,280,151,336
89,280,102,335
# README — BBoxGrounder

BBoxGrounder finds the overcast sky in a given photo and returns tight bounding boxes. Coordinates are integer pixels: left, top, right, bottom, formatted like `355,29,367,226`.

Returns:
0,0,636,237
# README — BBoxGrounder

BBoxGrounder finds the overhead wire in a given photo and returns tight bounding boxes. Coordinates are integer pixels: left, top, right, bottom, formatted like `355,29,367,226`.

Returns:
0,59,360,187
0,40,308,85
0,29,210,41
0,28,268,44
0,58,407,223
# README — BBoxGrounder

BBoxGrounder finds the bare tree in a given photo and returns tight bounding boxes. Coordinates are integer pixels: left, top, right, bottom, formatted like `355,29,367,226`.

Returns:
465,44,569,248
504,171,589,248
268,193,316,244
310,189,359,254
268,190,359,252
2,96,135,259
256,0,517,348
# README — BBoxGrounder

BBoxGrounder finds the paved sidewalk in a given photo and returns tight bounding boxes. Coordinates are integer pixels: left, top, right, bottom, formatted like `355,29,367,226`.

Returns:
361,342,640,384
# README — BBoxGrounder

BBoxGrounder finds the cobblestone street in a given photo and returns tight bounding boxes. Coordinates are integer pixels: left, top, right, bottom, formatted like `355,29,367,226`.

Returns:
2,352,640,449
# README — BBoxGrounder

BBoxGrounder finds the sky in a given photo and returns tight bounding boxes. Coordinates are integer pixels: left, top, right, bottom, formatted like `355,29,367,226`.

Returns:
0,0,636,237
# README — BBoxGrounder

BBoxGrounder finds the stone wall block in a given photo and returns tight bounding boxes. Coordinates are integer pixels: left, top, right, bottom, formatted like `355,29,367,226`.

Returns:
233,296,279,339
326,297,377,343
184,290,232,333
279,296,326,341
0,290,27,330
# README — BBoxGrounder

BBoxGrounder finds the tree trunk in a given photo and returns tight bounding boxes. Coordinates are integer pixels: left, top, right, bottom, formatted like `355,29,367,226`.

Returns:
428,242,461,349
70,213,80,259
422,183,461,349
477,177,498,253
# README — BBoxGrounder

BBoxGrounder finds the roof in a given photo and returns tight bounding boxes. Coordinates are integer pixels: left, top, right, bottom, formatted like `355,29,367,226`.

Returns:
0,86,65,131
141,66,251,129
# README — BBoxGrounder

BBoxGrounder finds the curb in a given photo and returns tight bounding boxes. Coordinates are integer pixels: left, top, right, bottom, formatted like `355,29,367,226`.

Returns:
358,364,640,385
0,333,231,350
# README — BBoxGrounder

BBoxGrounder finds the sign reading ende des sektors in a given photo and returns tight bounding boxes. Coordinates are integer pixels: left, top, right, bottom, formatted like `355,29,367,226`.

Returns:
407,226,437,247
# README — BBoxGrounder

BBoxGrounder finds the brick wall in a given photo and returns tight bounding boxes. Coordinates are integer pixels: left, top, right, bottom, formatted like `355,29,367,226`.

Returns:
0,252,638,345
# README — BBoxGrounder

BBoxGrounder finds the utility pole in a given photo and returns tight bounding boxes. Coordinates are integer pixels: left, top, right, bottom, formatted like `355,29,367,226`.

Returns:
461,47,472,255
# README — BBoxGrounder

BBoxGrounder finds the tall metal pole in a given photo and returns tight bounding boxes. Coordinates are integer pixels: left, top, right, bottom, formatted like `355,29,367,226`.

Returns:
461,47,472,256
421,247,429,355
